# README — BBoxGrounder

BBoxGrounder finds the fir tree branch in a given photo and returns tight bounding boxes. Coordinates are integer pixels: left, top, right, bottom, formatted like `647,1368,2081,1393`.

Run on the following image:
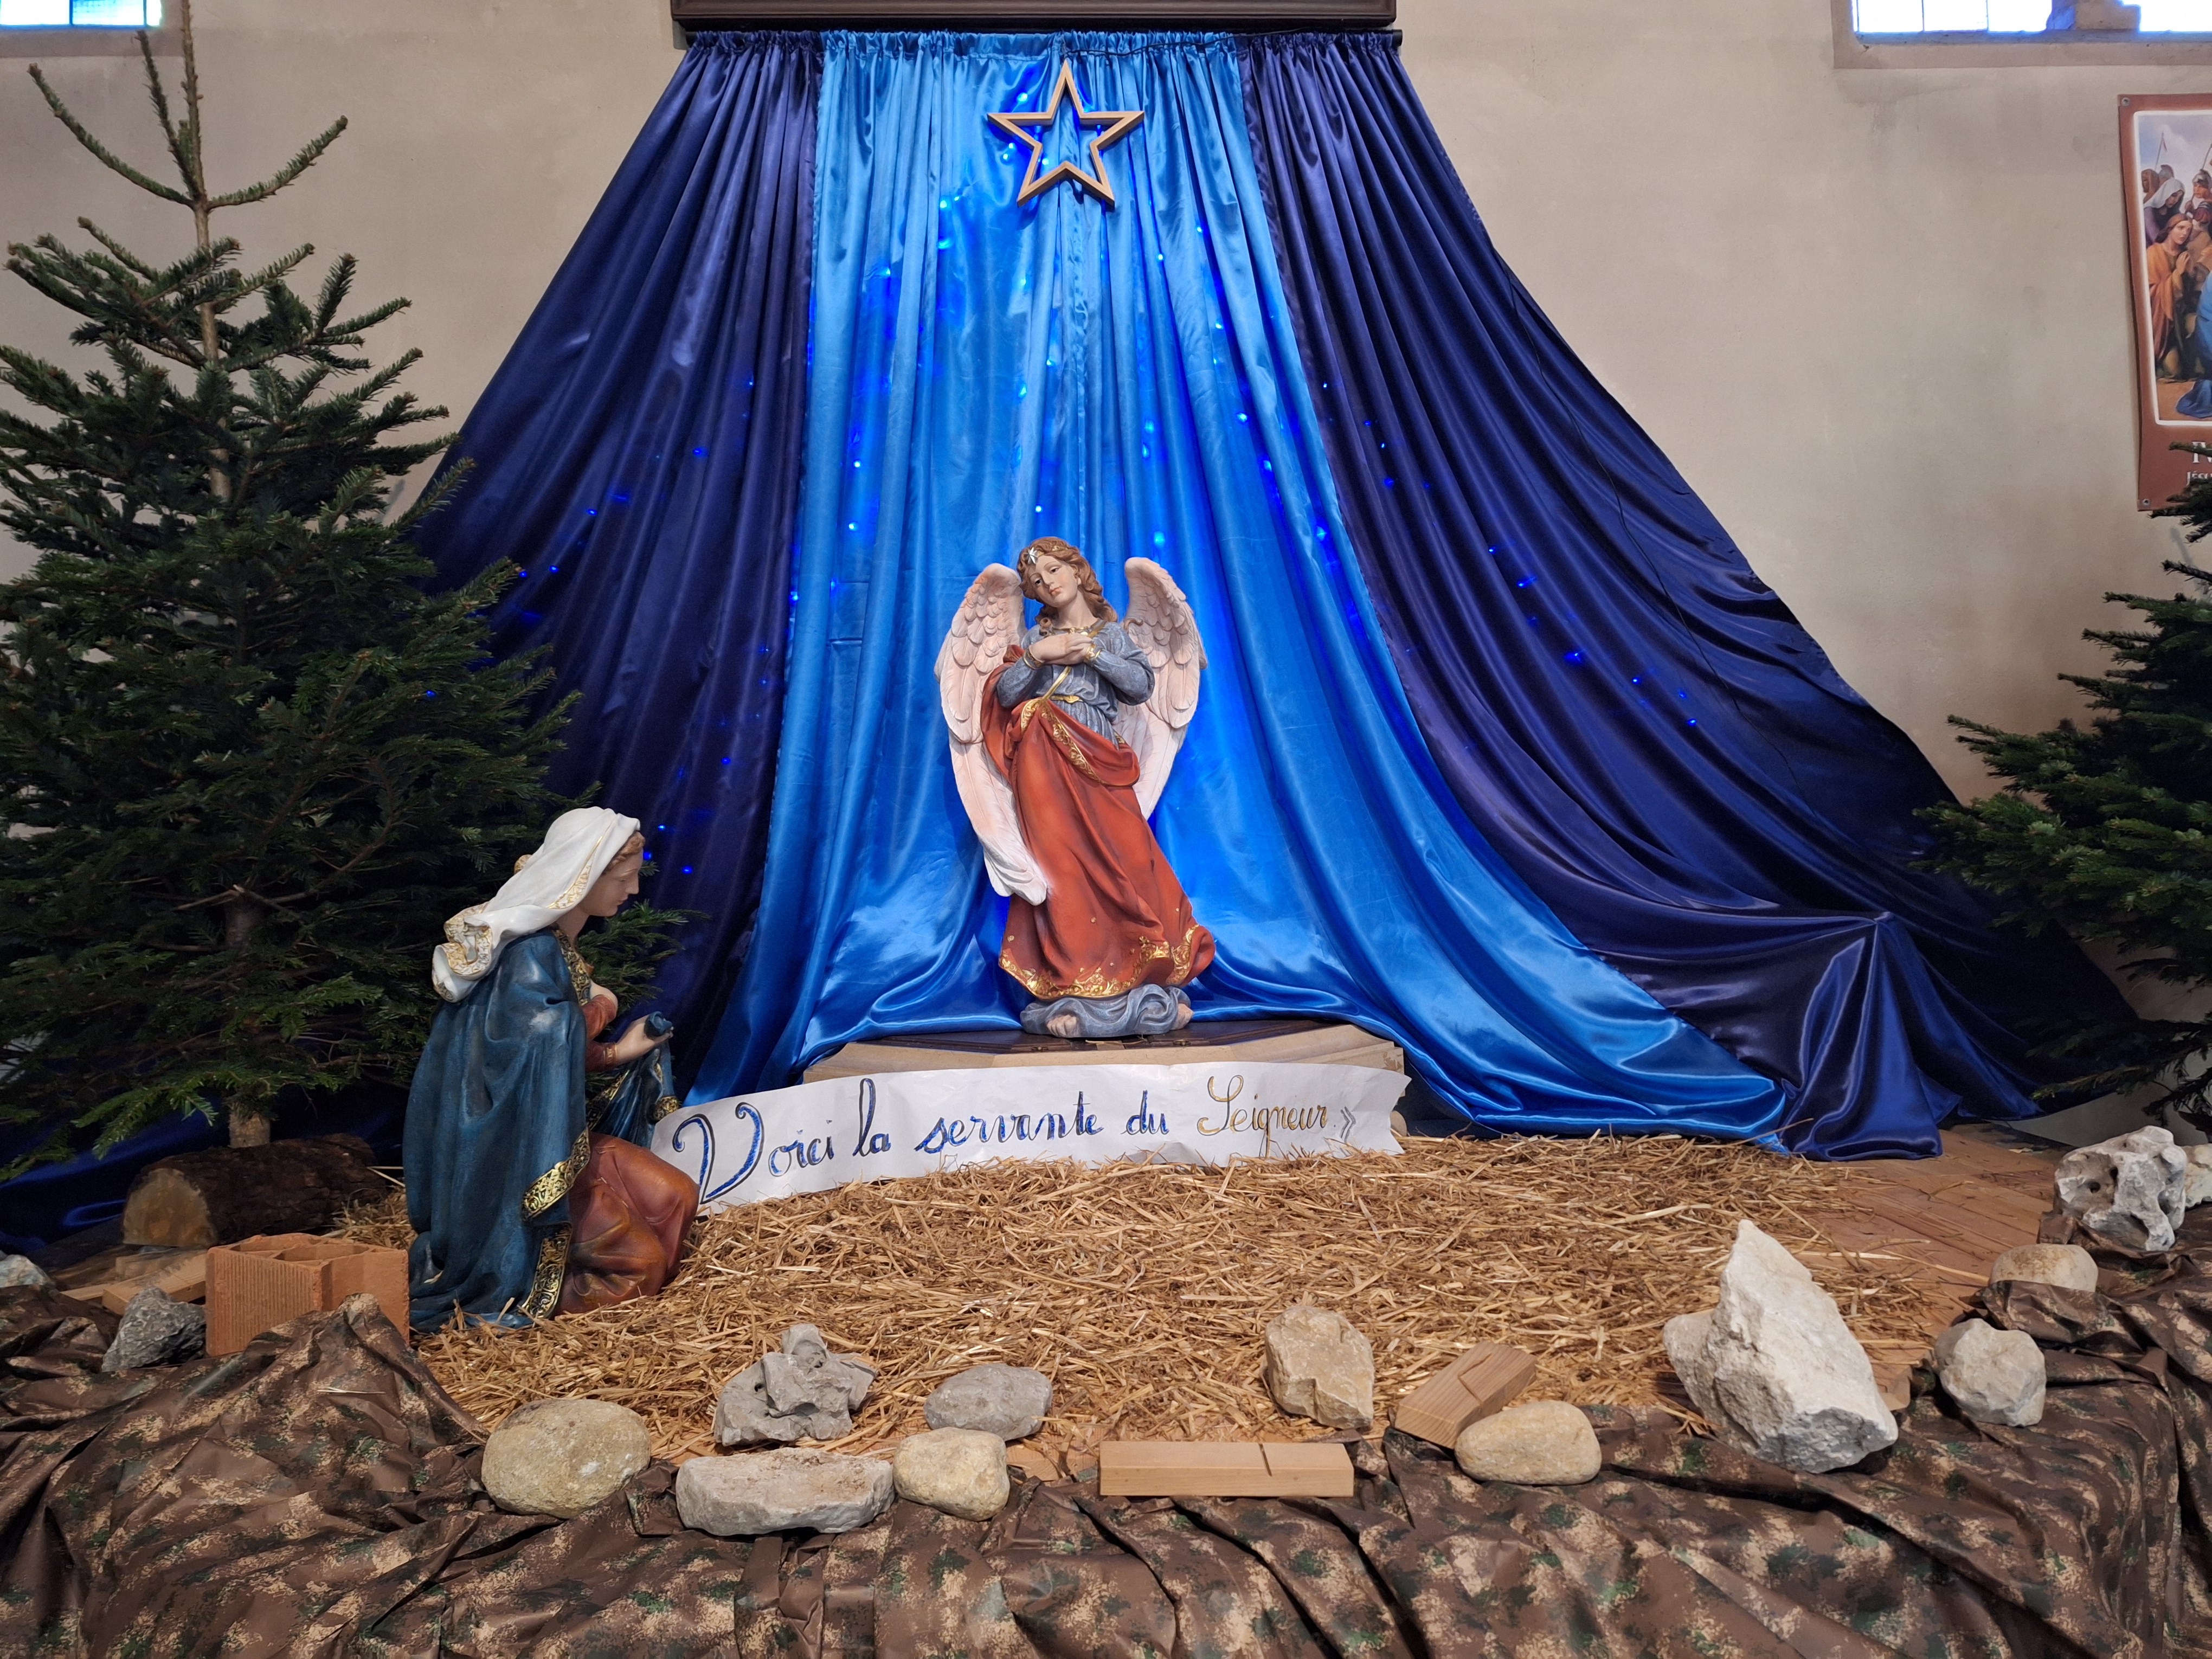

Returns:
210,118,349,210
24,66,191,207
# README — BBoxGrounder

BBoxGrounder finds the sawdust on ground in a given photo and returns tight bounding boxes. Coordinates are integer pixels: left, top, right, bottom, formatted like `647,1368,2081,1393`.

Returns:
340,1135,1942,1463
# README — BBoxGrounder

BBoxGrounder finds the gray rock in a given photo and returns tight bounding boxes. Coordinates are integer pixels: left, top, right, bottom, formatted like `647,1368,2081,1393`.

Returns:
2055,1127,2188,1254
1932,1319,2046,1427
1663,1220,1896,1474
1454,1400,1602,1485
100,1285,205,1373
715,1324,877,1446
2185,1143,2212,1208
893,1428,1010,1520
924,1364,1053,1440
675,1448,895,1536
0,1253,55,1293
481,1398,652,1519
1989,1243,2099,1294
1263,1303,1375,1432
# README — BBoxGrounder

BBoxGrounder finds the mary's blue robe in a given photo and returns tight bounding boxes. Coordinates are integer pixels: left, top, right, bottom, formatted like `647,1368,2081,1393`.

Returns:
404,929,668,1330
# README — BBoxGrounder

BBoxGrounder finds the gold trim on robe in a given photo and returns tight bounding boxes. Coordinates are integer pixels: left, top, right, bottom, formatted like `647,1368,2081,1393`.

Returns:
522,1126,591,1218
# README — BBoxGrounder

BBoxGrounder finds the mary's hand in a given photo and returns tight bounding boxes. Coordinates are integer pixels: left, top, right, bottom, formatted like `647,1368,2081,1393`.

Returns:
606,1016,673,1066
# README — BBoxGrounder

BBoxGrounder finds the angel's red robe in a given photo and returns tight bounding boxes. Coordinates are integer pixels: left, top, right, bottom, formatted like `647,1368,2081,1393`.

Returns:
982,658,1213,1001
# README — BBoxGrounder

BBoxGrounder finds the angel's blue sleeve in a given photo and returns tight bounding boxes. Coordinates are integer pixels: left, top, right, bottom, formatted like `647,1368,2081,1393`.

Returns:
996,646,1047,705
1092,623,1155,705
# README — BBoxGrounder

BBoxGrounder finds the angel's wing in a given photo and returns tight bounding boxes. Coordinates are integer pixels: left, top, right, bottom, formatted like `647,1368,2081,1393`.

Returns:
935,564,1048,904
1117,557,1208,816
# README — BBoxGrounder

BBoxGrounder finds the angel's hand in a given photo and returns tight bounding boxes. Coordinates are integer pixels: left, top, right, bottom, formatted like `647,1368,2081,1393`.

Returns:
1030,633,1085,665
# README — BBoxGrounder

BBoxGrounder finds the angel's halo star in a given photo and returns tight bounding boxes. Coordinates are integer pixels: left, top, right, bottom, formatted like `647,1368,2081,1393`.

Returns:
987,61,1143,209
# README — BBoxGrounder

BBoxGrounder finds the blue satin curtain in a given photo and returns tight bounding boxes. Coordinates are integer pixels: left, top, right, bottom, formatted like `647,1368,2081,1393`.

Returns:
1236,33,2127,1156
413,33,822,1047
692,30,1794,1143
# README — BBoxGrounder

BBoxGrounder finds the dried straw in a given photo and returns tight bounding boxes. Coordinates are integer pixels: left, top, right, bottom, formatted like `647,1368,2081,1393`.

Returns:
340,1136,1938,1463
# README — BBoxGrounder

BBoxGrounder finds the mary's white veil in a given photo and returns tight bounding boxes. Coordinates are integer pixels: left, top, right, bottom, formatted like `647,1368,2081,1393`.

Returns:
430,806,641,1002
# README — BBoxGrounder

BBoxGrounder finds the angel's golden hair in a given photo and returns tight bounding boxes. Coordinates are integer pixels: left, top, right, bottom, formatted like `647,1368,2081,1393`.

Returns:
1016,537,1116,624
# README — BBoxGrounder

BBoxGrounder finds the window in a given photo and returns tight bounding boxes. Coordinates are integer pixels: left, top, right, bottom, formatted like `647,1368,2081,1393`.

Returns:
0,1,162,25
1854,1,2212,33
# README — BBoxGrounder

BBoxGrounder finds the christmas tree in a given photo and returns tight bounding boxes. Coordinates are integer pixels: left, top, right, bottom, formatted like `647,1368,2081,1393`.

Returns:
1926,477,2212,1130
0,7,671,1169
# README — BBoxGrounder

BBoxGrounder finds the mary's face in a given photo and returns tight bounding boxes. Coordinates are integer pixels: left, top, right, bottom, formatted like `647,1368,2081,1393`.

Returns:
1031,555,1080,610
577,853,642,921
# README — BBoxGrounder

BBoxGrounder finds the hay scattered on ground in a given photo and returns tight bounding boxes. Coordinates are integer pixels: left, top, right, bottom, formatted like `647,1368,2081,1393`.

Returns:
342,1137,1939,1463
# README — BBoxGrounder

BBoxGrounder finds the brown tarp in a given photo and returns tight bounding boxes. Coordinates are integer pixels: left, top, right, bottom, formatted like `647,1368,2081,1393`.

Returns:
5,1221,2210,1658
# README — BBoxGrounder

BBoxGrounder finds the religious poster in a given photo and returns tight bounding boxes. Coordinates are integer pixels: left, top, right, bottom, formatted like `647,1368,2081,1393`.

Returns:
2122,94,2212,511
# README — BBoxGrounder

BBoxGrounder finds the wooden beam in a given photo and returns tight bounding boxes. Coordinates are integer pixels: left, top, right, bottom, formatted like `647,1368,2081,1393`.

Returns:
1098,1439,1355,1498
674,0,1394,28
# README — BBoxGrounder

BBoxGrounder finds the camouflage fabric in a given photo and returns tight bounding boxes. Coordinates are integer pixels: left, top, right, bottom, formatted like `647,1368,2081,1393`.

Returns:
4,1213,2211,1658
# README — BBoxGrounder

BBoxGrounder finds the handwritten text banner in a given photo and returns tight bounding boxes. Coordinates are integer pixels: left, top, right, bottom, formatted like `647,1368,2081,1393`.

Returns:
652,1062,1409,1211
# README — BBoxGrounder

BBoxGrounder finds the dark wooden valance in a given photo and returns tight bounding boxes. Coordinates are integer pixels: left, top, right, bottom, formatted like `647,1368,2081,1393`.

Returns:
672,0,1393,28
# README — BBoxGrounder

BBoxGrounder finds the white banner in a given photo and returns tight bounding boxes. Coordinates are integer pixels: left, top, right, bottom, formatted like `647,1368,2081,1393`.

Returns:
652,1062,1408,1211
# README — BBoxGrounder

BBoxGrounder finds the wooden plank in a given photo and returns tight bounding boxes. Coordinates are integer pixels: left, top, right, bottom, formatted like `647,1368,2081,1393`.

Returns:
1098,1440,1352,1499
1393,1343,1536,1449
1258,1442,1358,1497
96,1250,207,1313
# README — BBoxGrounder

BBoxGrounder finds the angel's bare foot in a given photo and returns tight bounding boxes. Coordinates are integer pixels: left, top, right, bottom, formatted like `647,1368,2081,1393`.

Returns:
1046,1009,1083,1039
1169,998,1193,1031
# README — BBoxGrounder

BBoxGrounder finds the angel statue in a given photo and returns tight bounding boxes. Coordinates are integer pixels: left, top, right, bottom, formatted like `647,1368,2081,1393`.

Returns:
936,536,1216,1040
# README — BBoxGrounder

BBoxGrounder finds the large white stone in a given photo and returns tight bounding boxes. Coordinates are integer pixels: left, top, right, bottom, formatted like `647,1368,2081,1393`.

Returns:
1663,1221,1898,1474
1932,1319,2046,1427
1263,1304,1375,1432
2056,1127,2188,1253
481,1398,651,1519
675,1448,895,1536
2184,1143,2212,1209
893,1428,1010,1520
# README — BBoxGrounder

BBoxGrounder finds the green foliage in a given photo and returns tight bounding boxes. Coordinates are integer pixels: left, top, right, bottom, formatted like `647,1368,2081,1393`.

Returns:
0,19,675,1169
1925,467,2212,1128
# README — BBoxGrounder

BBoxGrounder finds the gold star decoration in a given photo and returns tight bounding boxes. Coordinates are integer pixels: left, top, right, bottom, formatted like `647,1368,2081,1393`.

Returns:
987,61,1144,209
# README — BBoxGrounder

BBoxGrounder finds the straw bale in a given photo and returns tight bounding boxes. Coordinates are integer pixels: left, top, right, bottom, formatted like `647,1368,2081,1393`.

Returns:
338,1137,1938,1463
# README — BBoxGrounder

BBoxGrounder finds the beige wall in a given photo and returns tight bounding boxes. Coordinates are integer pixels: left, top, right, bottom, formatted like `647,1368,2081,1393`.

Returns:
0,0,2198,803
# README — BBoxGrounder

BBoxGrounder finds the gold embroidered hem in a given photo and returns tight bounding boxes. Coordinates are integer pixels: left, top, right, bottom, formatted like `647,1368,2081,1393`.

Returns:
522,1126,591,1218
999,920,1209,1001
555,932,595,1008
521,1226,571,1320
651,1093,685,1123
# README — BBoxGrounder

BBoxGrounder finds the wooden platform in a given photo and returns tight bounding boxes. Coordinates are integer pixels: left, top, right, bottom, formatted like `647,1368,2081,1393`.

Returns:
802,1017,1404,1082
1803,1125,2063,1400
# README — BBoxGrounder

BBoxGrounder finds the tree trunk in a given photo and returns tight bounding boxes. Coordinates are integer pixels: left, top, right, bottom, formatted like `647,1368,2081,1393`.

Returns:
122,1134,384,1248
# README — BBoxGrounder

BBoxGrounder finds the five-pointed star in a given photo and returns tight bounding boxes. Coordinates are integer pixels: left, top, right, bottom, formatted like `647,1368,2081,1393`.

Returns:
987,61,1144,209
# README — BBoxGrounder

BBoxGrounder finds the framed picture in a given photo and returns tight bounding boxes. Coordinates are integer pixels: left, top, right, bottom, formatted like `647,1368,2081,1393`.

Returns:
2122,94,2212,511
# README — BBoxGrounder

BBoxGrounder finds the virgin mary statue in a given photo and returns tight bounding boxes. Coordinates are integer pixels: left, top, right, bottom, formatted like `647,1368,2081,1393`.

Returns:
405,807,698,1330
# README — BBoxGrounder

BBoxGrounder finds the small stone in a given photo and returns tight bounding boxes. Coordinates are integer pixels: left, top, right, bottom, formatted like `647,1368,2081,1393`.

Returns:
1454,1400,1602,1484
893,1428,1010,1520
480,1398,652,1519
0,1253,55,1293
1932,1319,2046,1427
1263,1303,1375,1432
2184,1143,2212,1208
2055,1127,2188,1253
675,1447,895,1536
1989,1243,2098,1294
924,1364,1053,1440
715,1324,877,1446
100,1285,205,1372
1663,1220,1896,1474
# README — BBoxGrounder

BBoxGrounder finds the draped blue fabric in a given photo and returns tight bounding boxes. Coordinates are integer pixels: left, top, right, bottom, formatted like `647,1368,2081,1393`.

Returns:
1235,32,2129,1157
692,30,1793,1143
412,33,821,1047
